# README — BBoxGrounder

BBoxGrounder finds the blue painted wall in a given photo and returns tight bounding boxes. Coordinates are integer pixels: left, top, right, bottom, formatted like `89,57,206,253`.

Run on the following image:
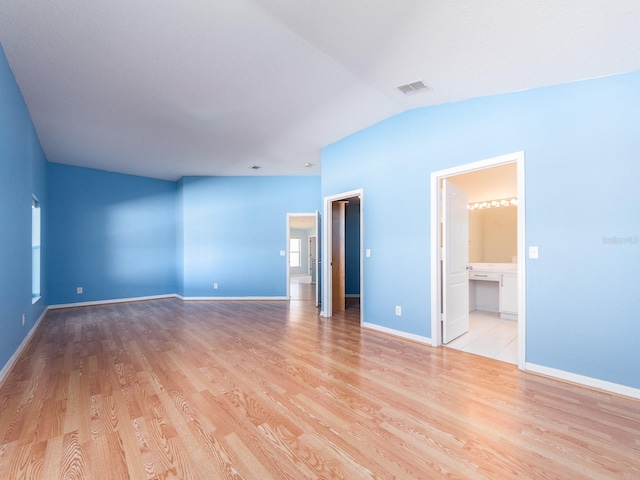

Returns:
176,177,185,297
0,44,48,368
322,70,640,389
180,176,320,297
47,164,178,304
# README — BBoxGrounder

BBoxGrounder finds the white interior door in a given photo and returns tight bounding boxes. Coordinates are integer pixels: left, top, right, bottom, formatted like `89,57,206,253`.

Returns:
442,179,470,344
309,236,316,280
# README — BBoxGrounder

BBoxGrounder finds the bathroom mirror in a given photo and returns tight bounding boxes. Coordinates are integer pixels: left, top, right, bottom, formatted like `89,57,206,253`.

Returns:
469,205,517,263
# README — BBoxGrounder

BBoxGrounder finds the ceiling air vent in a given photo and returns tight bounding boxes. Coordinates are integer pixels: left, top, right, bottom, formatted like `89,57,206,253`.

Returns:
397,80,432,95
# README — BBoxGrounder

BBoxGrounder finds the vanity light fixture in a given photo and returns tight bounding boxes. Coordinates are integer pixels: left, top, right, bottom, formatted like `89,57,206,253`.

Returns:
468,197,518,210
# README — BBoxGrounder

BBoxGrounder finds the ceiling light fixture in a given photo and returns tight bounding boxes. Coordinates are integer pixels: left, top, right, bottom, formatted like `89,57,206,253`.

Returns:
250,165,261,170
304,163,312,167
397,79,432,95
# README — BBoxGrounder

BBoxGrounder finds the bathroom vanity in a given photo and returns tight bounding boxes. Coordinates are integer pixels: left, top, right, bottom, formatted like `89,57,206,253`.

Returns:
468,263,517,320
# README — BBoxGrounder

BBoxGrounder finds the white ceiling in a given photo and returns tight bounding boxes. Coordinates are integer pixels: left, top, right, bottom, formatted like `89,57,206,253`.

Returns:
289,215,316,230
1,1,640,181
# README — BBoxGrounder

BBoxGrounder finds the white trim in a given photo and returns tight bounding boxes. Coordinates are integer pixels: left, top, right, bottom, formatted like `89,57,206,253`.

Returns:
315,209,321,307
322,189,364,324
47,294,178,309
430,151,527,370
516,156,527,370
180,296,288,301
0,308,48,386
526,363,640,401
362,322,432,346
50,294,293,308
286,214,291,299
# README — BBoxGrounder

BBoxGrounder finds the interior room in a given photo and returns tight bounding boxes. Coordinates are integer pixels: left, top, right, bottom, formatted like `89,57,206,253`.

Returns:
2,1,640,477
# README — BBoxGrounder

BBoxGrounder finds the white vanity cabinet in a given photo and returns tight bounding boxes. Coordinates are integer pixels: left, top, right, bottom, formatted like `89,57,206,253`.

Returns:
498,272,518,320
469,264,518,320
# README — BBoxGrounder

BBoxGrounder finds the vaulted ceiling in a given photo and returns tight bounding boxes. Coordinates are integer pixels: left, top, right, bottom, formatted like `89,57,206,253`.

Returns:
1,1,639,180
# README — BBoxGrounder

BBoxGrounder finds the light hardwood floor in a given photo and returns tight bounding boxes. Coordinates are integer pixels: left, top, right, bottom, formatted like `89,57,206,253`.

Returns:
0,298,639,479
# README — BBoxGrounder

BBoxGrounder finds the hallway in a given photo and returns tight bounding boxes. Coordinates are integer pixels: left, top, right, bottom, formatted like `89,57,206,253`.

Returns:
289,276,314,301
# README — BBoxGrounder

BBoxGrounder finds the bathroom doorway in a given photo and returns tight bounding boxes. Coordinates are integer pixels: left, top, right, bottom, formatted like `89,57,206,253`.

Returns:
431,152,526,369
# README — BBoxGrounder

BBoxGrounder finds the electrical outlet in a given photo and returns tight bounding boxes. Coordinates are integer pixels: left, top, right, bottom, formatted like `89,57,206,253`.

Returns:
213,283,218,289
395,305,402,316
21,313,25,326
77,287,83,294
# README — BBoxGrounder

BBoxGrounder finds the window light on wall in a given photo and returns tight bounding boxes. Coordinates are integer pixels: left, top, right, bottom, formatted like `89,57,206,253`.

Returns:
290,238,302,267
32,195,41,302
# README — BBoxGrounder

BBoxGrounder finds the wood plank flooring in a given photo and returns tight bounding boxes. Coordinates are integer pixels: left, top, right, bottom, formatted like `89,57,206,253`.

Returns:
0,297,639,479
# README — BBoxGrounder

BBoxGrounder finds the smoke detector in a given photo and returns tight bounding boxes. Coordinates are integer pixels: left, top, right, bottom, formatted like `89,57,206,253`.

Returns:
397,80,432,95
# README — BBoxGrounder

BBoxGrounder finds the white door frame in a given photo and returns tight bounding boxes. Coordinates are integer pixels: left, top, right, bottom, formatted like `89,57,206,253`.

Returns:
321,188,364,324
430,151,527,370
286,212,318,299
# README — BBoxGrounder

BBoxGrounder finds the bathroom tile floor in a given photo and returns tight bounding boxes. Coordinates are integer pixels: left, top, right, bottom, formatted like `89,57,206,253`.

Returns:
445,311,518,364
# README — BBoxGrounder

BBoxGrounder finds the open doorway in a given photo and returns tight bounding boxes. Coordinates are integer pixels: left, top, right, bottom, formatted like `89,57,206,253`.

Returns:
287,213,319,303
431,152,526,369
322,189,363,323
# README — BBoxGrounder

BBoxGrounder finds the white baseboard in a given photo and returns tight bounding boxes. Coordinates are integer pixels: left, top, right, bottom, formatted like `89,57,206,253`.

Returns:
362,322,432,346
49,294,289,307
526,363,640,401
47,294,178,309
0,308,48,386
179,296,288,301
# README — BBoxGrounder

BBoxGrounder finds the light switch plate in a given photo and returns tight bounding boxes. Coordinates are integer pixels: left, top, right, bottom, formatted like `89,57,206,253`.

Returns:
529,246,539,259
366,249,371,257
